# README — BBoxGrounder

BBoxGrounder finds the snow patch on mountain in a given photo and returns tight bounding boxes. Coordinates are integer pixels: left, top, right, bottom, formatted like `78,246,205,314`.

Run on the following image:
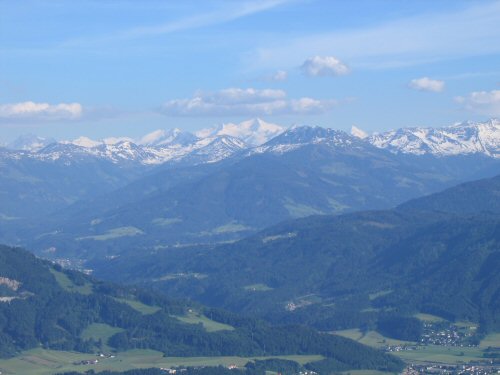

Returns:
177,135,248,164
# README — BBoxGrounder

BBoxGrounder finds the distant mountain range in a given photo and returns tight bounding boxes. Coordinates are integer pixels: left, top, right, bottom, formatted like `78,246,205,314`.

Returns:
367,119,500,158
1,118,499,260
2,118,283,165
3,118,499,165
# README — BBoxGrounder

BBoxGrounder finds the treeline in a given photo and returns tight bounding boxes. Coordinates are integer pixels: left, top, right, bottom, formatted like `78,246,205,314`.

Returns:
57,370,168,375
56,358,380,375
245,358,305,374
57,368,244,375
107,311,403,371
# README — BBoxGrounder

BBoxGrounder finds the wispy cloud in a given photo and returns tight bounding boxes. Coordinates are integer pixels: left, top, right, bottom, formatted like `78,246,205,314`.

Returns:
443,71,500,81
257,70,288,82
409,77,445,92
455,90,500,117
61,0,291,47
160,88,338,116
252,1,500,70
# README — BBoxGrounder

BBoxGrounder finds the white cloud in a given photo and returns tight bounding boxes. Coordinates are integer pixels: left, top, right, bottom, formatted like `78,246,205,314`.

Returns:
0,101,83,122
290,97,337,113
409,77,445,92
161,88,338,116
455,90,500,117
301,56,350,77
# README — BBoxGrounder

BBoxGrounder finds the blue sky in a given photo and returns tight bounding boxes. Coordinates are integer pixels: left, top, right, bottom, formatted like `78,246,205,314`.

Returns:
1,0,500,142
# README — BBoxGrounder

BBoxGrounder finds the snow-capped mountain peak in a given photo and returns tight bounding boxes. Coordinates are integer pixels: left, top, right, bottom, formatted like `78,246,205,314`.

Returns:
177,135,248,165
70,136,102,148
369,118,500,157
253,125,367,155
138,128,198,147
351,125,368,139
196,118,285,146
3,118,499,167
265,125,355,145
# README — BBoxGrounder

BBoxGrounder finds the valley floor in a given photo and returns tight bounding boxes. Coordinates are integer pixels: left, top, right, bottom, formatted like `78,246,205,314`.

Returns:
0,348,323,375
1,331,497,375
335,327,500,375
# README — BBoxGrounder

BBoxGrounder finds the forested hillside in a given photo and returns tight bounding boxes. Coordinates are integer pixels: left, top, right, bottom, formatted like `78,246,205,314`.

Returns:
92,175,500,333
0,245,403,373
